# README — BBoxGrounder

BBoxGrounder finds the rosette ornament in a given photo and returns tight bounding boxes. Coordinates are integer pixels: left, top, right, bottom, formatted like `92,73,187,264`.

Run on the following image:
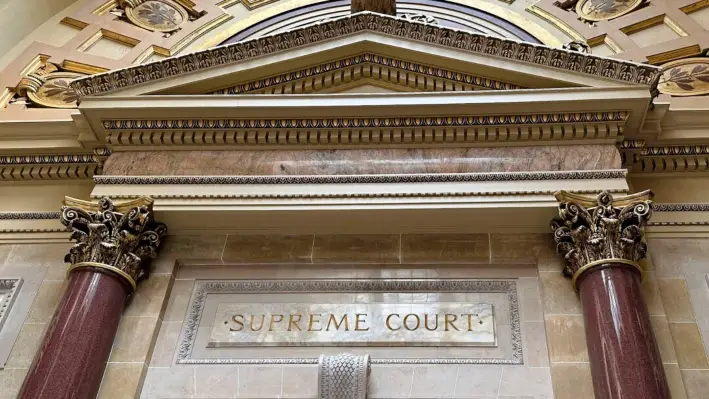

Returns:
60,196,167,292
551,190,653,289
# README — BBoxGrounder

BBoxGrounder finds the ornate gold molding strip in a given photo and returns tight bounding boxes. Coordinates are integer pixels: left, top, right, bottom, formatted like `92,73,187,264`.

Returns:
652,204,709,212
93,170,628,185
209,53,524,94
95,189,628,200
0,212,61,220
102,112,628,130
102,112,627,146
71,12,659,96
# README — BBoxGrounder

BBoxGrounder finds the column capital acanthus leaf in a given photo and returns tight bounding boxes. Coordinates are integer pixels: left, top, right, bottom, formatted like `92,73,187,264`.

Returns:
551,190,653,289
60,196,167,291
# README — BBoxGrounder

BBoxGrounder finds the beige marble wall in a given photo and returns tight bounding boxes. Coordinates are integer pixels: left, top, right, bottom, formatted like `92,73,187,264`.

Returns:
0,243,71,399
646,238,709,399
142,234,553,399
2,234,707,399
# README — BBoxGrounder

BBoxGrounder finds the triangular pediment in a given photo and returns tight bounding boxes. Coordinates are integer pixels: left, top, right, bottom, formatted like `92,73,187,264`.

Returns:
71,12,659,98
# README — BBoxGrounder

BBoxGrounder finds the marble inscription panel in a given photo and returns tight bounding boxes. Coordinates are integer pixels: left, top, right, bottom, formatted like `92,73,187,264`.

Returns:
177,279,521,364
208,302,495,347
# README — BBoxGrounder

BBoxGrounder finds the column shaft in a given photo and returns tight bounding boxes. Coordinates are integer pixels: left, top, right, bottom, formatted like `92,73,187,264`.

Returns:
18,269,130,399
578,265,670,399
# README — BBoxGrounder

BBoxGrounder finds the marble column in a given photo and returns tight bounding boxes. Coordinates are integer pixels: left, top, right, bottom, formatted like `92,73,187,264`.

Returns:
551,191,670,399
18,196,166,399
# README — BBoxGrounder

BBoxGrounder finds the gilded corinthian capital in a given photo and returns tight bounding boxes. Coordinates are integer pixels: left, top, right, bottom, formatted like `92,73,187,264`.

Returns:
551,190,653,289
61,196,167,292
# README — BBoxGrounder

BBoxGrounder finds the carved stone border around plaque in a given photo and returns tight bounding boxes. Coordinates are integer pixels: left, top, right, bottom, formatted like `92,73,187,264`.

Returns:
0,279,22,332
177,279,522,365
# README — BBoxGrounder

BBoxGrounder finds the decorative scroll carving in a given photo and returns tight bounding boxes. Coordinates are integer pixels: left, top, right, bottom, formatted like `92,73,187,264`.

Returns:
551,190,653,289
16,62,83,109
318,353,370,399
60,196,166,291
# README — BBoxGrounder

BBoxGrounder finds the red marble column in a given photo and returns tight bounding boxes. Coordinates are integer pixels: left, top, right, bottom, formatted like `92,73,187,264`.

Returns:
551,190,671,399
17,269,131,399
17,196,165,399
576,264,670,399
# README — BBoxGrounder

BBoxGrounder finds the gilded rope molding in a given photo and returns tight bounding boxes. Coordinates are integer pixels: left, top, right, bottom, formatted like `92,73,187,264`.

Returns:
92,170,628,185
70,12,659,96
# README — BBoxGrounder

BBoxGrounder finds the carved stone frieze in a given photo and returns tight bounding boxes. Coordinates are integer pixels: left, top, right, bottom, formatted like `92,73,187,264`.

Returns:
209,53,522,95
61,196,166,291
551,190,653,289
70,12,659,97
620,142,709,173
318,353,371,399
0,148,111,181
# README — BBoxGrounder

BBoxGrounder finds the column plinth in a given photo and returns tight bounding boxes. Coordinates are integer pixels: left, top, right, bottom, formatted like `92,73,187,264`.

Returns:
551,191,670,399
18,196,166,399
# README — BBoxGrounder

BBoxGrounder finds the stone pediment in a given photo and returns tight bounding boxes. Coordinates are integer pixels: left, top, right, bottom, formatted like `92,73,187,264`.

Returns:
70,12,659,98
68,12,660,151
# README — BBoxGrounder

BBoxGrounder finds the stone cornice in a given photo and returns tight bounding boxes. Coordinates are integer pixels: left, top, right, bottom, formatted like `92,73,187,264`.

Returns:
621,142,709,173
70,12,659,97
0,148,110,180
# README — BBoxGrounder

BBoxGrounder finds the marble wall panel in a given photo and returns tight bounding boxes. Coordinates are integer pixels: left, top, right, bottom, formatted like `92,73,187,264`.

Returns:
103,145,622,176
141,243,549,399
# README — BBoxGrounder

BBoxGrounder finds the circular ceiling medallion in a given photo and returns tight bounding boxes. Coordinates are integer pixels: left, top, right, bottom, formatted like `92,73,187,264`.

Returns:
125,0,187,32
658,58,709,97
576,0,644,22
27,72,83,109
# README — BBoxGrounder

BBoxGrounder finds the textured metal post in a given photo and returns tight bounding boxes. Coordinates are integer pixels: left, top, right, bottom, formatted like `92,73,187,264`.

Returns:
351,0,396,15
318,353,371,399
18,197,166,399
551,191,670,399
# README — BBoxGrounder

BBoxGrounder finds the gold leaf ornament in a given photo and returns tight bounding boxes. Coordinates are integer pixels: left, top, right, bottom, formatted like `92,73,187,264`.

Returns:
658,58,709,97
576,0,644,22
123,0,188,32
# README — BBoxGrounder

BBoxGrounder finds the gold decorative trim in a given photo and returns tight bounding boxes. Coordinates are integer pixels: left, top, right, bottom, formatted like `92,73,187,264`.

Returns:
525,4,584,42
63,196,154,213
554,189,653,208
571,258,643,290
68,262,137,292
552,191,653,288
576,0,645,22
123,0,189,33
657,57,709,97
